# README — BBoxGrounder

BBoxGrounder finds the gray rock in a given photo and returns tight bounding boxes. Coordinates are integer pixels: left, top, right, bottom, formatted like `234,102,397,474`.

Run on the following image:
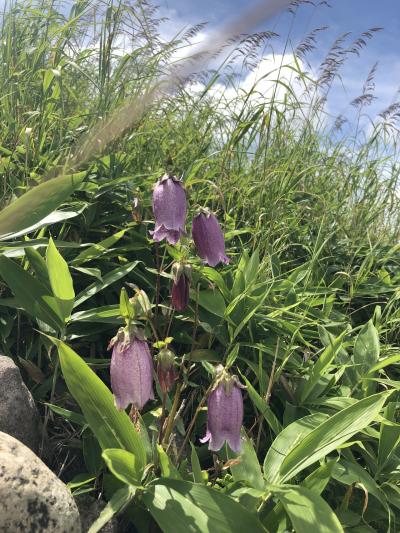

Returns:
77,496,118,532
0,355,41,452
0,431,81,532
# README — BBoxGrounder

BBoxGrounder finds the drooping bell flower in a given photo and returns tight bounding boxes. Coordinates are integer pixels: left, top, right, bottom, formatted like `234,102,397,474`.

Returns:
151,174,187,245
171,262,191,312
109,326,154,411
156,347,177,394
192,210,229,267
201,365,244,453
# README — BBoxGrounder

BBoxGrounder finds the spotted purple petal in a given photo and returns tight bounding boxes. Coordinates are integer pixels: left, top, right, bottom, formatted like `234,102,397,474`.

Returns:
110,336,154,411
151,175,187,245
201,379,243,453
192,212,229,267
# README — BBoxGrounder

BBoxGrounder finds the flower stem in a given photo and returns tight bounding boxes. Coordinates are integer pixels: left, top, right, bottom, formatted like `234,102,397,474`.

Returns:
162,382,182,446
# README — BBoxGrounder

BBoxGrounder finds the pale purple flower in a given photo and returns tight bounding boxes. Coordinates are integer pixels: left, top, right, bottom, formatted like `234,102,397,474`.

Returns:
192,211,229,267
201,369,244,453
109,328,154,410
151,174,187,245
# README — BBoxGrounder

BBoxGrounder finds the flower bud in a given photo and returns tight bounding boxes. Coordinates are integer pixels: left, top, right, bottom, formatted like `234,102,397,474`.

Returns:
156,347,177,393
151,174,187,244
109,327,154,410
200,366,244,453
171,263,191,312
192,211,229,267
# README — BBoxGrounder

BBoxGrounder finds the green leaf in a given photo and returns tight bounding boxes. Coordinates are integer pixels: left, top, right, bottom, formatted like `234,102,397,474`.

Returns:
157,445,181,480
0,172,85,239
74,261,139,308
196,289,226,317
45,403,86,426
263,462,335,531
229,433,264,490
200,267,229,299
242,374,282,436
102,449,141,486
378,402,400,472
332,458,388,510
185,349,221,362
267,485,344,533
264,413,328,484
55,340,146,473
190,443,204,484
279,391,391,482
142,478,266,533
71,229,127,266
24,247,50,289
120,287,135,320
1,210,81,241
88,485,136,533
46,237,75,320
300,330,346,403
0,255,64,330
243,248,260,285
354,320,380,395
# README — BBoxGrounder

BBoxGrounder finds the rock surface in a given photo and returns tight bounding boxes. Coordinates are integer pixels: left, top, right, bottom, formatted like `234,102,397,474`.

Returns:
0,431,81,532
0,355,41,452
77,496,118,532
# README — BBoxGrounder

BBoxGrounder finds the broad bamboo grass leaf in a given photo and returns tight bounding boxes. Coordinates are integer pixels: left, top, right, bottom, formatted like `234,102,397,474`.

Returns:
300,330,347,403
228,432,264,490
266,485,344,533
0,255,64,330
0,209,81,241
378,402,400,473
332,458,389,511
143,479,266,533
71,229,127,266
241,374,282,435
190,443,204,484
0,172,85,239
102,449,141,486
279,391,392,482
264,413,329,485
74,261,139,307
157,445,181,480
263,462,336,531
46,237,75,321
353,319,380,396
54,340,147,473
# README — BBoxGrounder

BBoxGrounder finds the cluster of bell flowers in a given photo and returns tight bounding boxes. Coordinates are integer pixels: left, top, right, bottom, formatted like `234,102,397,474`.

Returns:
109,174,244,453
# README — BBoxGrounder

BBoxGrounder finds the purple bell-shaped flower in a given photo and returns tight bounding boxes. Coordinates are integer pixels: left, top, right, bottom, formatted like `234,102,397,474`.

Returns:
109,327,154,411
192,210,229,267
201,366,244,453
171,262,191,312
151,174,187,245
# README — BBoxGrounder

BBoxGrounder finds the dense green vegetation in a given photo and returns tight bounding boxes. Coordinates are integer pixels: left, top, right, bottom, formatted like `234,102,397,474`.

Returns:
1,0,400,531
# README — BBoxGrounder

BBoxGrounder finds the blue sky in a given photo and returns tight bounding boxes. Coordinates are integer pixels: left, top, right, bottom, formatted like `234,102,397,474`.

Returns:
158,0,400,131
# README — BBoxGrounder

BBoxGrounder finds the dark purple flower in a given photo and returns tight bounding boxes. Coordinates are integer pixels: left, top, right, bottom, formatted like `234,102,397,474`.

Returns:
171,262,191,313
201,367,244,453
151,174,187,245
171,274,189,311
156,347,177,394
192,211,229,267
109,327,154,410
